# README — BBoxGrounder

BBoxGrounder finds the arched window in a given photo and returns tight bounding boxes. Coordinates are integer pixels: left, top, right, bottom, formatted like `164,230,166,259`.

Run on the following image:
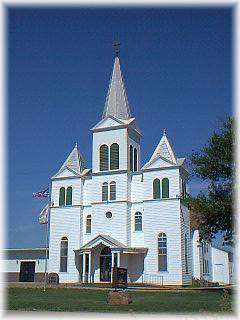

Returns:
158,233,167,271
66,186,72,206
59,187,65,206
129,145,133,171
110,143,119,170
86,215,91,234
185,234,188,273
60,236,68,272
135,212,142,231
153,178,160,199
110,181,116,201
99,144,109,171
134,148,138,172
162,178,169,198
102,182,108,202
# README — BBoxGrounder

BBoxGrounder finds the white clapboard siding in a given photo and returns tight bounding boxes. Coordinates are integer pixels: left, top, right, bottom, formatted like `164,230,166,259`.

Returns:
49,207,81,283
180,204,192,285
143,199,183,285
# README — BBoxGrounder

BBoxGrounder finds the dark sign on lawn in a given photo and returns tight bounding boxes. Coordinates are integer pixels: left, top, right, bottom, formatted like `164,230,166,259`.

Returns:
112,267,128,289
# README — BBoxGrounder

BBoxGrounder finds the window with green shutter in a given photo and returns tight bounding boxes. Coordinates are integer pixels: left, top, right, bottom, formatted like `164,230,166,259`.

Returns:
99,144,109,171
110,181,116,200
129,145,133,171
59,187,65,206
162,178,169,198
110,143,119,170
102,182,108,201
134,148,138,172
66,186,72,206
153,178,160,199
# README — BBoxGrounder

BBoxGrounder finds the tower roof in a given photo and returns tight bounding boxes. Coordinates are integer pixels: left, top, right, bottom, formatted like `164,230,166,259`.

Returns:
149,130,177,164
102,56,131,120
53,143,86,177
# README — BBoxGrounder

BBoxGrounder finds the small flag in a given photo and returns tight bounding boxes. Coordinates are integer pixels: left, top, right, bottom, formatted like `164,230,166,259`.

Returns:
39,204,49,224
33,188,49,198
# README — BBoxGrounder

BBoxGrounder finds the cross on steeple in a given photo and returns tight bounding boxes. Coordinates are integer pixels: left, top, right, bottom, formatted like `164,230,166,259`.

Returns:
113,41,120,57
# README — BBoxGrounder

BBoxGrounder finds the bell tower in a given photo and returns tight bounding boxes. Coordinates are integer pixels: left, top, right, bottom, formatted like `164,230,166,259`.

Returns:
91,48,141,174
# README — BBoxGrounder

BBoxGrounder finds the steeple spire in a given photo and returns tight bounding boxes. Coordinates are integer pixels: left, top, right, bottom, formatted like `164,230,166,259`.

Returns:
102,54,131,120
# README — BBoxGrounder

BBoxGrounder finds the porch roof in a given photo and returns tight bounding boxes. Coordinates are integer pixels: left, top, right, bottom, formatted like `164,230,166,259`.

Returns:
74,234,147,254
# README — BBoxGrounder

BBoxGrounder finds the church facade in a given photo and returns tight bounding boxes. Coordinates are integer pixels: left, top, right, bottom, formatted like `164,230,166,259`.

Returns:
48,55,192,285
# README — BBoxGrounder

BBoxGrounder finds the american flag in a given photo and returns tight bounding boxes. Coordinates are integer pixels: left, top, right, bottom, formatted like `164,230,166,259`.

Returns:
32,187,49,198
39,204,49,224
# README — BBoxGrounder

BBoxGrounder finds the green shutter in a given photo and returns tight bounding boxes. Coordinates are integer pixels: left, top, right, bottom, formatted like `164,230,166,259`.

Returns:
153,178,160,199
129,145,133,171
134,148,137,172
100,144,109,171
66,186,72,206
102,182,108,201
162,178,169,198
110,143,119,170
110,181,116,200
59,187,65,206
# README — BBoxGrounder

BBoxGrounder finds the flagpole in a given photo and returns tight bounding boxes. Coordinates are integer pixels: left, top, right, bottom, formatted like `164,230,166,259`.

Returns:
43,218,49,292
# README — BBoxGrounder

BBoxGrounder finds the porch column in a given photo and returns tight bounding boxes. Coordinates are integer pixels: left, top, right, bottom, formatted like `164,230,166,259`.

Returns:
117,252,121,267
88,252,92,283
111,251,114,282
82,252,86,283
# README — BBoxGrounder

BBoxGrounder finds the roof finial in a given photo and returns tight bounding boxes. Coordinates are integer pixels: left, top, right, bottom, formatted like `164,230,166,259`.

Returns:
75,141,78,148
113,41,120,57
163,128,167,136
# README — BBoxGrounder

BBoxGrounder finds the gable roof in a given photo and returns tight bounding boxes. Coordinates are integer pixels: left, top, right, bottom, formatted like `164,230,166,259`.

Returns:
102,56,131,120
52,143,86,178
149,131,177,164
79,234,126,250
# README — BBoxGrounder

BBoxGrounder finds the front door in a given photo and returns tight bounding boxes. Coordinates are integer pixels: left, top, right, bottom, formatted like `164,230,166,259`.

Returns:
100,247,112,282
19,261,35,282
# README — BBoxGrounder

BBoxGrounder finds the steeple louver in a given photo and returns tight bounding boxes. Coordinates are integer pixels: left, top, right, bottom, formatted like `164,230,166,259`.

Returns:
102,56,131,120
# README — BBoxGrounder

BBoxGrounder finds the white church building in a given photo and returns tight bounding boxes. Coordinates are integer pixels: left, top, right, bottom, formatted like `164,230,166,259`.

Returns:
48,54,192,286
4,54,234,286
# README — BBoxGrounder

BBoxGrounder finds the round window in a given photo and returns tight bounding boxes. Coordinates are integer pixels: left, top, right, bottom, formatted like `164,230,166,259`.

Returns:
106,211,112,219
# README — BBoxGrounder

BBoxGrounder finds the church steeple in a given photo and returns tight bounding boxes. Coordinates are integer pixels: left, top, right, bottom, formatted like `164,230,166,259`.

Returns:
102,56,131,120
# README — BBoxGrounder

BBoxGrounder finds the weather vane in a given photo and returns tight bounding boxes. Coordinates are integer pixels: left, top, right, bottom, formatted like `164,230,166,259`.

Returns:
113,41,120,57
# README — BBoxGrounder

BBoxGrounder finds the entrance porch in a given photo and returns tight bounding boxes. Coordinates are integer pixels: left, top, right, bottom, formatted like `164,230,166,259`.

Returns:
74,234,147,284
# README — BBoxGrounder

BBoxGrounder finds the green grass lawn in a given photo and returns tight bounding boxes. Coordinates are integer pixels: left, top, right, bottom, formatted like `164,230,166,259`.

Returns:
6,287,233,313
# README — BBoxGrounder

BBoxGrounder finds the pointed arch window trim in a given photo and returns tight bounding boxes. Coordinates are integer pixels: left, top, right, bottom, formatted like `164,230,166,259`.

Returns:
109,181,116,200
153,178,161,199
162,178,169,198
99,144,109,171
110,143,119,170
66,186,72,206
59,187,66,206
60,236,68,272
102,182,108,202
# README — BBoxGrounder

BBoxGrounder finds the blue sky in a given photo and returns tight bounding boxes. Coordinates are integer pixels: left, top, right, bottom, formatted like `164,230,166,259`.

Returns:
7,7,232,248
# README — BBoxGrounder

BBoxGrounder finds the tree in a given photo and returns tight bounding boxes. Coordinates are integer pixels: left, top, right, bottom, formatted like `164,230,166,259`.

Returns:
188,117,233,245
